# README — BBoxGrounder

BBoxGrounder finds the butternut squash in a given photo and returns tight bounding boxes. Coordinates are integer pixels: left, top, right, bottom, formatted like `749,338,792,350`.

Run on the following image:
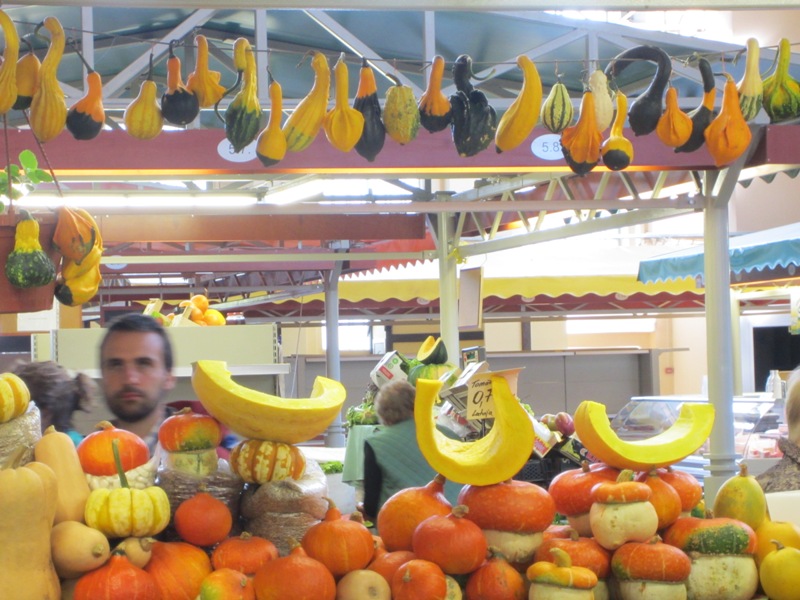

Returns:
50,520,111,579
0,449,61,599
34,425,92,524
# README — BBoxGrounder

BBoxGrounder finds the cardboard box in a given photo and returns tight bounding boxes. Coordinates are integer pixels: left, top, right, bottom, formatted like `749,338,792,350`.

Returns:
369,351,408,387
558,434,602,465
531,416,562,458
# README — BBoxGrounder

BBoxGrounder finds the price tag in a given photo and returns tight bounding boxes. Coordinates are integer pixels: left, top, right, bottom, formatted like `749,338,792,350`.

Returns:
530,133,564,161
466,377,495,420
216,138,257,163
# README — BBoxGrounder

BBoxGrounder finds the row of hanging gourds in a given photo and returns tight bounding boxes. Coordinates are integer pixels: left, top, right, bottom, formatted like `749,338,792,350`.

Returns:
2,10,799,173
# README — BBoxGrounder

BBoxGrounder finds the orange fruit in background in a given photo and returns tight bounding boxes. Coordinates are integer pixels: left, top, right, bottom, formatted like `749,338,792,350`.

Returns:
203,308,226,326
186,304,204,322
190,294,210,313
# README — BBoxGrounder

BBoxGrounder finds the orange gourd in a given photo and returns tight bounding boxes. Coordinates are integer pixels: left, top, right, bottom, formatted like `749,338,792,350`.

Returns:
548,461,620,536
590,469,659,551
377,473,452,551
253,538,336,600
612,536,692,583
74,552,158,600
173,487,232,547
656,86,693,148
411,505,488,575
704,72,753,167
160,40,200,126
560,89,602,175
211,531,278,575
391,559,448,600
533,528,611,581
144,541,212,600
418,55,453,133
464,547,526,600
301,497,375,577
66,57,105,141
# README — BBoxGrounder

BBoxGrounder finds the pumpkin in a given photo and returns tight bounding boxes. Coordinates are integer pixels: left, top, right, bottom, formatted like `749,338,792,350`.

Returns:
84,440,170,538
229,438,306,484
77,421,149,476
412,505,488,575
197,568,255,600
711,462,767,531
635,469,682,530
173,486,233,547
253,538,336,600
458,478,555,564
464,547,526,600
0,449,61,600
589,469,659,551
73,551,158,600
144,541,212,600
368,548,418,586
548,461,620,536
34,425,92,524
534,528,611,598
160,40,200,126
657,467,703,515
212,531,278,575
755,518,800,566
301,496,375,577
391,559,449,600
0,371,31,423
377,473,452,551
158,407,222,451
51,520,111,579
418,55,453,133
526,547,598,600
759,540,800,600
704,72,753,167
611,537,691,600
336,569,392,600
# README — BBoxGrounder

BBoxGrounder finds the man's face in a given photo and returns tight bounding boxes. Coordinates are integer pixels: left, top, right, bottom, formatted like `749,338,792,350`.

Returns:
100,330,175,423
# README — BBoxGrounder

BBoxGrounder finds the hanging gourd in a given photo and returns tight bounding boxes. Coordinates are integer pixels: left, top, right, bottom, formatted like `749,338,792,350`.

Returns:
418,55,453,133
675,56,716,154
449,54,497,157
762,38,800,123
323,53,365,153
560,87,602,175
4,210,56,289
29,16,67,143
216,37,262,153
600,91,634,171
737,37,763,122
66,45,105,141
604,45,672,137
283,51,330,152
704,72,752,167
255,71,287,167
353,57,386,162
384,73,421,145
124,53,163,140
0,10,20,115
656,86,693,148
12,37,39,111
161,40,200,126
587,68,614,133
540,72,574,134
494,54,543,153
186,34,226,109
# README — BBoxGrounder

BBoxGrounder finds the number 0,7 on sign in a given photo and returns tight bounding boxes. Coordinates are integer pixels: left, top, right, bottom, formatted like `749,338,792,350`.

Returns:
466,377,495,420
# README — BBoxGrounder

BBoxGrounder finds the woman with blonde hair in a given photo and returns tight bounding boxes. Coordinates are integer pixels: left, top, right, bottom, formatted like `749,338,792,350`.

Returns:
757,368,800,492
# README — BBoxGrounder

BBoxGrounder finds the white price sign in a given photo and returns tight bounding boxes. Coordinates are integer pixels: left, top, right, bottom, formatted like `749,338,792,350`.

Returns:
466,377,495,420
530,133,564,161
216,138,257,163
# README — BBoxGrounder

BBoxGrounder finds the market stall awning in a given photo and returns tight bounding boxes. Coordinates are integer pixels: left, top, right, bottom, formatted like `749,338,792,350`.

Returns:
637,222,800,285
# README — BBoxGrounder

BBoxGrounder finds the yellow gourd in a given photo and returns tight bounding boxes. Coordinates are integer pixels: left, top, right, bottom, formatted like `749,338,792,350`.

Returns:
34,425,92,524
13,38,39,111
494,54,543,153
0,449,61,599
760,541,800,600
600,90,634,171
656,86,693,148
323,53,365,153
0,372,30,423
704,72,752,167
255,71,288,167
0,9,20,115
418,55,453,133
124,53,163,140
283,51,330,152
29,16,67,143
712,462,767,531
186,34,226,108
526,547,598,599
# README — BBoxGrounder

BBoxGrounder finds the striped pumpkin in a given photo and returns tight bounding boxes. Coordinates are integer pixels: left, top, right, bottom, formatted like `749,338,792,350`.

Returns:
0,373,31,423
229,439,306,484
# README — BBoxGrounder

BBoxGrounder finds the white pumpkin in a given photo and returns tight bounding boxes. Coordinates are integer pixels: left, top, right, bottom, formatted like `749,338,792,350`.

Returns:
685,555,757,600
336,569,391,600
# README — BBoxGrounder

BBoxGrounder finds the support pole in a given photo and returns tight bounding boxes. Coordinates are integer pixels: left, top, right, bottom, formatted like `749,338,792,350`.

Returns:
436,209,460,364
324,259,346,447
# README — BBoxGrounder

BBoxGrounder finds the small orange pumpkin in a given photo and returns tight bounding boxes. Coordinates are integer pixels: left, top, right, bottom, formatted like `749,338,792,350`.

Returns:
253,538,336,600
590,469,659,551
526,547,598,597
465,547,526,600
636,469,682,530
77,421,149,476
548,461,619,536
657,467,703,514
301,497,375,577
411,505,488,575
197,568,255,600
391,559,448,600
612,536,692,583
534,528,611,581
144,541,212,600
377,473,452,551
158,407,222,452
173,487,233,547
74,552,158,600
368,548,417,586
211,531,278,575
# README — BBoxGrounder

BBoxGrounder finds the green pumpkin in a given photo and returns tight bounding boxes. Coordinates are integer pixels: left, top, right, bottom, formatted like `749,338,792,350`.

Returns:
408,362,460,387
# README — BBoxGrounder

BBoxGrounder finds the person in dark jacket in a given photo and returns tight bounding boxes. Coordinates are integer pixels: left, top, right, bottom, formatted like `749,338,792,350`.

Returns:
360,380,461,520
757,368,800,493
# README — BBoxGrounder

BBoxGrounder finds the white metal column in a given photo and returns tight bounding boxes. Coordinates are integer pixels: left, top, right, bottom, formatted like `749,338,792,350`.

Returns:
436,209,460,362
324,260,346,447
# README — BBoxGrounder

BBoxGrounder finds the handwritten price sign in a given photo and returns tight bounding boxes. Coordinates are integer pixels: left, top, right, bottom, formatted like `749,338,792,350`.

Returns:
466,377,495,420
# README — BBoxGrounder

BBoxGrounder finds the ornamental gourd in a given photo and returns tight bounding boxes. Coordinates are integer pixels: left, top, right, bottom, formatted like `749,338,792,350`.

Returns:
384,74,421,145
534,529,611,600
124,54,163,140
52,205,98,263
218,38,262,153
186,34,226,109
548,461,620,537
560,89,602,176
589,469,659,551
755,518,800,567
704,72,752,167
0,10,20,115
0,371,31,424
611,537,692,600
588,69,614,133
29,17,67,142
323,53,365,153
283,51,330,153
656,86,693,148
228,438,306,484
737,37,763,122
161,40,200,126
66,53,105,141
600,91,634,171
255,72,287,167
711,462,767,531
353,57,386,162
13,38,40,111
418,55,453,133
759,541,800,600
526,547,598,600
449,54,496,157
494,54,542,153
540,74,574,134
675,57,716,154
762,38,800,124
4,210,56,289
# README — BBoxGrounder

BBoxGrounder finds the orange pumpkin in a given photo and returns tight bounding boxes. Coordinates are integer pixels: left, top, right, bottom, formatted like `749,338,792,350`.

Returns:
173,488,233,547
636,469,682,530
662,516,758,556
253,539,336,600
157,407,222,452
590,470,659,551
144,541,212,600
377,473,452,551
77,421,149,476
411,505,488,575
612,536,691,582
459,478,556,533
301,497,375,577
211,531,279,575
548,461,619,536
657,466,703,514
391,559,448,600
197,568,255,600
74,552,158,600
465,547,526,600
368,548,417,586
533,528,611,580
228,438,306,484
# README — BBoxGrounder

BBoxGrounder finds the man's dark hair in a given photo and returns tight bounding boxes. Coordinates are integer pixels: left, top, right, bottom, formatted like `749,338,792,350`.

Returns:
100,313,174,371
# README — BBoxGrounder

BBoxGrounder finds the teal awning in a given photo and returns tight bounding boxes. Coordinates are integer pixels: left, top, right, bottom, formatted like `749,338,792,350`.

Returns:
638,222,800,284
